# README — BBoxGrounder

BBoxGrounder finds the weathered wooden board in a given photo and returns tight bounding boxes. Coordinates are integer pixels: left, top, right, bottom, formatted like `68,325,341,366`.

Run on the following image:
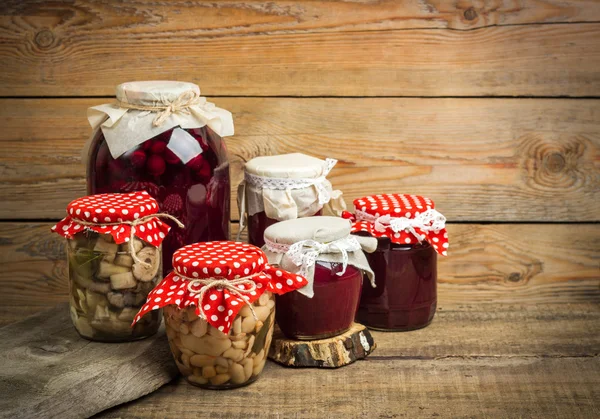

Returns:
1,98,598,221
268,323,375,368
0,2,599,97
1,222,598,317
96,357,600,418
0,303,178,419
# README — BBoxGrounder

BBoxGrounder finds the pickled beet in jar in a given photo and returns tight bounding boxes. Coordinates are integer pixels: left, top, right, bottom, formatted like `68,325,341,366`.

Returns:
133,241,308,389
262,216,376,340
86,81,234,274
237,154,345,247
51,191,182,342
345,194,448,331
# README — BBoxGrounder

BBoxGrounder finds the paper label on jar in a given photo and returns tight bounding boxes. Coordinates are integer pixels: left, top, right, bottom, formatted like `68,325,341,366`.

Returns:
167,128,202,164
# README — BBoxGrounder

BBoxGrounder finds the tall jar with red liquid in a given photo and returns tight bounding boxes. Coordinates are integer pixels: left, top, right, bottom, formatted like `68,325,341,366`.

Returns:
237,154,345,247
85,81,234,274
344,194,449,331
262,216,376,340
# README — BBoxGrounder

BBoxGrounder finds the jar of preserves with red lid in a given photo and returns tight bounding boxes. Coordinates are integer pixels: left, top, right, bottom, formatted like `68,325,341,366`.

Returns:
85,81,234,274
237,154,345,247
345,194,448,331
263,216,376,340
133,241,308,389
51,191,182,342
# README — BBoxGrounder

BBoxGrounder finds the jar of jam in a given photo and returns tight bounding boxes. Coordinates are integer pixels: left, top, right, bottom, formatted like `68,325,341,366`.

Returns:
262,216,376,340
133,241,308,389
85,81,234,274
344,194,448,331
237,153,345,247
51,191,182,342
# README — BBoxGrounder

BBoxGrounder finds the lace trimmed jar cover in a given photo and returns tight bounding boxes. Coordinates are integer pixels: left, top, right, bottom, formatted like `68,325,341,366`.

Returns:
85,81,234,275
51,191,182,342
343,193,448,331
133,241,308,389
262,216,376,340
237,153,346,247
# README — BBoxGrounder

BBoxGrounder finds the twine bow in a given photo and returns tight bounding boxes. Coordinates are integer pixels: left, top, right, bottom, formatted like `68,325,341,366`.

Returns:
267,235,362,279
366,209,446,242
72,214,184,268
116,90,202,127
187,275,259,321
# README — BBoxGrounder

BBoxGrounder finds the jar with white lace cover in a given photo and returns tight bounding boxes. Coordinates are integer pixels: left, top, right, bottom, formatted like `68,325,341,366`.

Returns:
237,153,345,247
262,216,376,340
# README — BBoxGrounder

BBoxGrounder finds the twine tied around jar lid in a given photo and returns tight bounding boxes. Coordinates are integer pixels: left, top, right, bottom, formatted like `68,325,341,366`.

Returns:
115,89,202,127
186,275,260,322
356,208,446,242
73,214,184,268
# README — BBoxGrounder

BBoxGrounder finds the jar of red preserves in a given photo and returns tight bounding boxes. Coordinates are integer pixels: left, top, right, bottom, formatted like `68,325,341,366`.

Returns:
345,194,448,331
263,216,376,340
133,241,308,389
237,153,345,247
85,81,234,274
51,191,182,342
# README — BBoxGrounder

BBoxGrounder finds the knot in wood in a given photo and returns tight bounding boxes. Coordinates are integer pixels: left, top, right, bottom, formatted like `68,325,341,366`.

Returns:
34,29,55,49
507,272,522,283
544,152,566,173
464,7,478,21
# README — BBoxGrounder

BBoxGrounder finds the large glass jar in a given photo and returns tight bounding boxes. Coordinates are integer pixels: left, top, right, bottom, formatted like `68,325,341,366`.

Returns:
86,81,234,274
132,241,308,389
355,238,437,331
52,191,176,342
346,193,448,332
238,154,344,247
262,216,376,340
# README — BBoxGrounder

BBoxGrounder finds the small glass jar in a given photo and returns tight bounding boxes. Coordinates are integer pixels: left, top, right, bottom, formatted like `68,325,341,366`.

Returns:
238,154,344,247
52,191,177,342
263,216,375,340
132,241,308,389
86,81,234,274
346,194,448,331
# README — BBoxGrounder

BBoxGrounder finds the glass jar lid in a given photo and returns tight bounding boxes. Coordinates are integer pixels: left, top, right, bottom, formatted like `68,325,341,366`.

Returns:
245,153,334,180
133,241,308,333
345,193,449,255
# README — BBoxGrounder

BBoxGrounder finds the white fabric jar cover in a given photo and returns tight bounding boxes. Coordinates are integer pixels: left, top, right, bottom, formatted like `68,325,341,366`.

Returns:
237,153,346,236
84,81,235,159
262,216,376,298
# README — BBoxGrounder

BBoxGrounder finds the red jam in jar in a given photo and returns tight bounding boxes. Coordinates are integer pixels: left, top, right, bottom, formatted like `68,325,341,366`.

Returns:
276,261,362,340
347,193,448,332
238,153,343,247
356,238,437,331
263,216,375,340
86,82,233,274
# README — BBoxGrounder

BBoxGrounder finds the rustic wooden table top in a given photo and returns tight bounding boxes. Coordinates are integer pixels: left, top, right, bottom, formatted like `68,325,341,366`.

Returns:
15,303,583,418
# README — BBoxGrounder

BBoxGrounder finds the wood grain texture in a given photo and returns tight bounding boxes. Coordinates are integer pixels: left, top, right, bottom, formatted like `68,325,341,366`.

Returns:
1,222,598,317
1,98,598,221
268,323,375,368
0,1,599,96
96,357,600,418
0,304,178,419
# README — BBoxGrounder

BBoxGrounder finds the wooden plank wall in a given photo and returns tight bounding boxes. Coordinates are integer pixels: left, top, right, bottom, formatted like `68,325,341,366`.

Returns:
0,0,599,321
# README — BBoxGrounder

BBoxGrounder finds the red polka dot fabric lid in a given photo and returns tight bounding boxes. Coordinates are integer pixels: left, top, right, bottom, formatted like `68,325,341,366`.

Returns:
51,191,171,247
343,193,449,256
133,241,308,333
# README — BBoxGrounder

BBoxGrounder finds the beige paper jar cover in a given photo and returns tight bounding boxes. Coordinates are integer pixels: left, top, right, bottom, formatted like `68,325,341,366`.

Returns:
262,216,376,298
237,153,346,235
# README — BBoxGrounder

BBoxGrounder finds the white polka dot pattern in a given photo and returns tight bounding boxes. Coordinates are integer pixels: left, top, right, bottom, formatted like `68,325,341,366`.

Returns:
51,191,171,246
346,193,449,256
132,241,309,333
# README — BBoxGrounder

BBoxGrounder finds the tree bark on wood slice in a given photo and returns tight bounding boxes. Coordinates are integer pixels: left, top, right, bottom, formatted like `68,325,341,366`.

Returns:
0,303,178,419
268,323,376,368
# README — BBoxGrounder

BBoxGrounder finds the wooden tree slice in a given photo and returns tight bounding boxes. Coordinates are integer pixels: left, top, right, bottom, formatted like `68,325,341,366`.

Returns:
0,303,178,419
268,323,376,368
